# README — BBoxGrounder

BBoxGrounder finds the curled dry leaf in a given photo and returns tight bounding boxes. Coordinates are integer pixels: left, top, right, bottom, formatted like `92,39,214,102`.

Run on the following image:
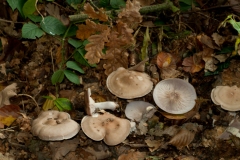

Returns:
197,33,220,50
118,151,146,160
182,53,204,73
117,0,142,29
76,19,108,40
84,3,108,21
168,128,195,150
85,28,110,64
156,51,172,68
211,33,225,47
145,138,162,152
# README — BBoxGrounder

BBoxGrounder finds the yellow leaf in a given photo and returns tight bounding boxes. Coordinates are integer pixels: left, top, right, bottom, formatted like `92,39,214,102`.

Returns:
42,93,58,111
0,115,16,126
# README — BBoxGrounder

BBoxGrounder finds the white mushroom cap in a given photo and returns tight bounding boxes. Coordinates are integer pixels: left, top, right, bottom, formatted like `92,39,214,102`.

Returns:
153,78,197,114
32,110,80,141
84,88,119,115
81,112,131,145
106,67,153,99
211,85,240,111
125,101,156,122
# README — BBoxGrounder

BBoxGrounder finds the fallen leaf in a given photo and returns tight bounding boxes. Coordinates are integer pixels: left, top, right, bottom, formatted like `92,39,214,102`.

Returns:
197,33,220,50
117,0,142,29
0,104,21,128
136,0,155,6
168,128,195,150
156,51,172,68
182,53,204,73
118,151,146,160
42,93,57,111
84,3,108,21
212,33,225,46
85,28,110,64
76,19,108,40
160,111,186,120
145,138,162,152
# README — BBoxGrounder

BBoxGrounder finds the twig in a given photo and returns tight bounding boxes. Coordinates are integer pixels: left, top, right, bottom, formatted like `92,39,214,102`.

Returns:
0,18,24,24
17,94,40,113
69,0,179,22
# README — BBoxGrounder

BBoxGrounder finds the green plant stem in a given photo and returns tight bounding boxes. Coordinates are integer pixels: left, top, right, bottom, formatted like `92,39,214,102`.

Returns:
69,0,179,22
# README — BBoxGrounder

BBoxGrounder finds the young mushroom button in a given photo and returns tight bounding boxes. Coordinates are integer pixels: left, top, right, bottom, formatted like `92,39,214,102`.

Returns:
153,78,197,114
106,67,153,99
31,110,80,141
211,85,240,111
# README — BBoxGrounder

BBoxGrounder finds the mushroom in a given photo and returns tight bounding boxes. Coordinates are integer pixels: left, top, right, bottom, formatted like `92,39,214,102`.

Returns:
211,85,240,111
32,110,80,141
85,88,119,115
81,112,131,145
153,78,197,114
106,67,153,99
125,101,156,122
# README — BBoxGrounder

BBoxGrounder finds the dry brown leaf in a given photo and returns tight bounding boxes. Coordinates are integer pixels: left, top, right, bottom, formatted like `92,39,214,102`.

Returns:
211,33,225,46
45,3,61,20
160,67,181,79
0,83,17,107
103,50,129,75
182,54,204,73
197,34,220,50
145,138,162,152
0,104,21,128
117,0,142,29
168,128,195,150
76,20,108,40
84,3,108,21
160,111,186,120
156,51,172,68
16,113,31,131
118,151,146,160
55,46,62,65
85,28,110,64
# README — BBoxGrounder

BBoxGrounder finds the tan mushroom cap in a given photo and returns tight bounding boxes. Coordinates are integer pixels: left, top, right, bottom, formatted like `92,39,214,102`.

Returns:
106,67,153,99
81,112,131,145
153,78,197,114
211,85,240,111
32,110,80,141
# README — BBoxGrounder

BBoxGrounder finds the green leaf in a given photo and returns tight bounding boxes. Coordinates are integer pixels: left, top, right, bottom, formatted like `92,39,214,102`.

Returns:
140,27,150,60
99,0,110,7
42,95,54,100
68,38,83,48
110,0,125,9
74,49,96,67
66,25,78,37
22,0,36,17
64,69,81,85
66,0,82,5
54,98,72,111
28,15,42,22
66,61,85,73
7,0,26,17
40,16,67,35
22,23,44,39
51,69,65,85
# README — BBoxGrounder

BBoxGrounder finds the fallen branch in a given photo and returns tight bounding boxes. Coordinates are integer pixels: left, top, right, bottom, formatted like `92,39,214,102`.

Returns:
69,0,179,22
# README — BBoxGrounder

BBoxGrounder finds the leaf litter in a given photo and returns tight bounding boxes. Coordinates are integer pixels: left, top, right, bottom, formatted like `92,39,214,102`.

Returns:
2,0,240,159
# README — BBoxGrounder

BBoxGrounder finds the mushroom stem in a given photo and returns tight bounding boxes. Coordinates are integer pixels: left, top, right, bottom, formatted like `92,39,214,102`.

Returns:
93,102,119,111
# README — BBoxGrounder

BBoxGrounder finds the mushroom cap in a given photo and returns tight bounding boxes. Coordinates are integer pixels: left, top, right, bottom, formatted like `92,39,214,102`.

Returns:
153,78,197,114
125,101,156,122
106,67,153,99
81,112,131,145
31,110,80,141
211,85,240,111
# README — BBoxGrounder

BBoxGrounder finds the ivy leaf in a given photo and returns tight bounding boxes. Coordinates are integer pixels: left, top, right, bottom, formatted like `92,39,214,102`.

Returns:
22,0,36,17
54,98,72,111
40,16,67,35
64,69,81,85
51,69,65,85
22,23,44,39
66,61,85,73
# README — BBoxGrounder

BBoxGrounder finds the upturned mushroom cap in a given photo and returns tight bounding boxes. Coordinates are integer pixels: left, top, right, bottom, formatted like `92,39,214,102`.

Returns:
153,78,197,114
106,67,153,99
211,85,240,111
81,112,131,145
32,110,80,141
125,101,156,122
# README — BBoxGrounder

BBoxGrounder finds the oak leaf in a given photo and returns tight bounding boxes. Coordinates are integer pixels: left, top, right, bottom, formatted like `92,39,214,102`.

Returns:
76,19,108,40
84,3,108,21
117,0,142,29
85,28,110,64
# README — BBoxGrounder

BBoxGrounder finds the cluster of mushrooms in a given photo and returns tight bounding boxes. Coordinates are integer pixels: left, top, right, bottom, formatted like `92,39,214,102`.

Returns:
31,66,240,145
